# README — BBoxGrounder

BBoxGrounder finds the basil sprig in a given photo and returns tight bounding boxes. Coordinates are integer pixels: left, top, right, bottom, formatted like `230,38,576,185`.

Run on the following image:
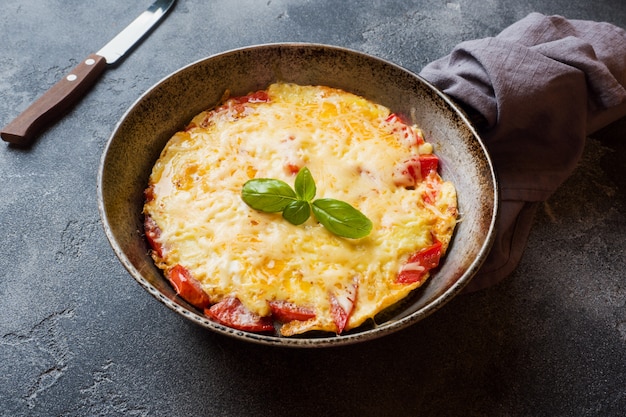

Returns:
241,167,372,239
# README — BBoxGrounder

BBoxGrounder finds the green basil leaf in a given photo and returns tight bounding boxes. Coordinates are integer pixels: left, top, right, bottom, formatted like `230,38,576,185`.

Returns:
282,200,311,225
311,198,373,239
241,179,297,212
241,169,373,239
294,167,316,201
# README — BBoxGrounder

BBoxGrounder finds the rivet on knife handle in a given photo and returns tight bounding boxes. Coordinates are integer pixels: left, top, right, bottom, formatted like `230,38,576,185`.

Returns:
1,54,107,145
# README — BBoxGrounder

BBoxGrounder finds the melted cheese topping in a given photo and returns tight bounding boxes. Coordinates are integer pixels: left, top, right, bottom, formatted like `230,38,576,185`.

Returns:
144,83,457,336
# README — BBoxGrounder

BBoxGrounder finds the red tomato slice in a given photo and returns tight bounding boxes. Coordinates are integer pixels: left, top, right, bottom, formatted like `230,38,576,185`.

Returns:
385,113,424,146
418,154,439,178
329,279,358,334
144,215,164,258
421,171,442,205
392,154,439,188
144,186,156,203
167,264,211,310
205,297,274,332
385,113,402,124
396,240,443,284
231,90,270,104
226,91,270,110
269,300,316,322
213,91,271,115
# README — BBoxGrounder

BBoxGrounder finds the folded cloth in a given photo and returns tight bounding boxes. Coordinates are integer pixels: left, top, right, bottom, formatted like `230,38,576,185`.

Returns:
419,12,626,292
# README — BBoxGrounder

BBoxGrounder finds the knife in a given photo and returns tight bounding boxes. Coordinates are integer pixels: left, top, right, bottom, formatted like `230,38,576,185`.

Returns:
1,0,176,146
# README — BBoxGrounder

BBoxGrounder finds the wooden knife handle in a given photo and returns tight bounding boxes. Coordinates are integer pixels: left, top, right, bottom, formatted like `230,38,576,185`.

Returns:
1,53,107,145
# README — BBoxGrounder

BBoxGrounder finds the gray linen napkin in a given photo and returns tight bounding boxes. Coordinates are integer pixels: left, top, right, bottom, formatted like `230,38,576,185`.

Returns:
420,12,626,292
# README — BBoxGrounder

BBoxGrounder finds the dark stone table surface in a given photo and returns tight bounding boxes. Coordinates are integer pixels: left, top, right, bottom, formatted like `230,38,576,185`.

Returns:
1,1,625,416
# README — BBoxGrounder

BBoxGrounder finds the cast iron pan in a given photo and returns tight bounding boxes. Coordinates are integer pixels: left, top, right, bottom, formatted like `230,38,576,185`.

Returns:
98,43,498,347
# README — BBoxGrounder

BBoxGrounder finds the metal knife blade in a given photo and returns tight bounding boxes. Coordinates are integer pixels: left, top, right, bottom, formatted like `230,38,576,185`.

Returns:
1,0,176,146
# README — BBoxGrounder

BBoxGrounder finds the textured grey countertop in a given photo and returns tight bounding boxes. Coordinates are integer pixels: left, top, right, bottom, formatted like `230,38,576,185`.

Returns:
1,1,625,416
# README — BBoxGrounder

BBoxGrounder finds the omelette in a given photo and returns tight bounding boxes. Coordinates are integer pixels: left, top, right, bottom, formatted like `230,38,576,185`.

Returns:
143,83,458,336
